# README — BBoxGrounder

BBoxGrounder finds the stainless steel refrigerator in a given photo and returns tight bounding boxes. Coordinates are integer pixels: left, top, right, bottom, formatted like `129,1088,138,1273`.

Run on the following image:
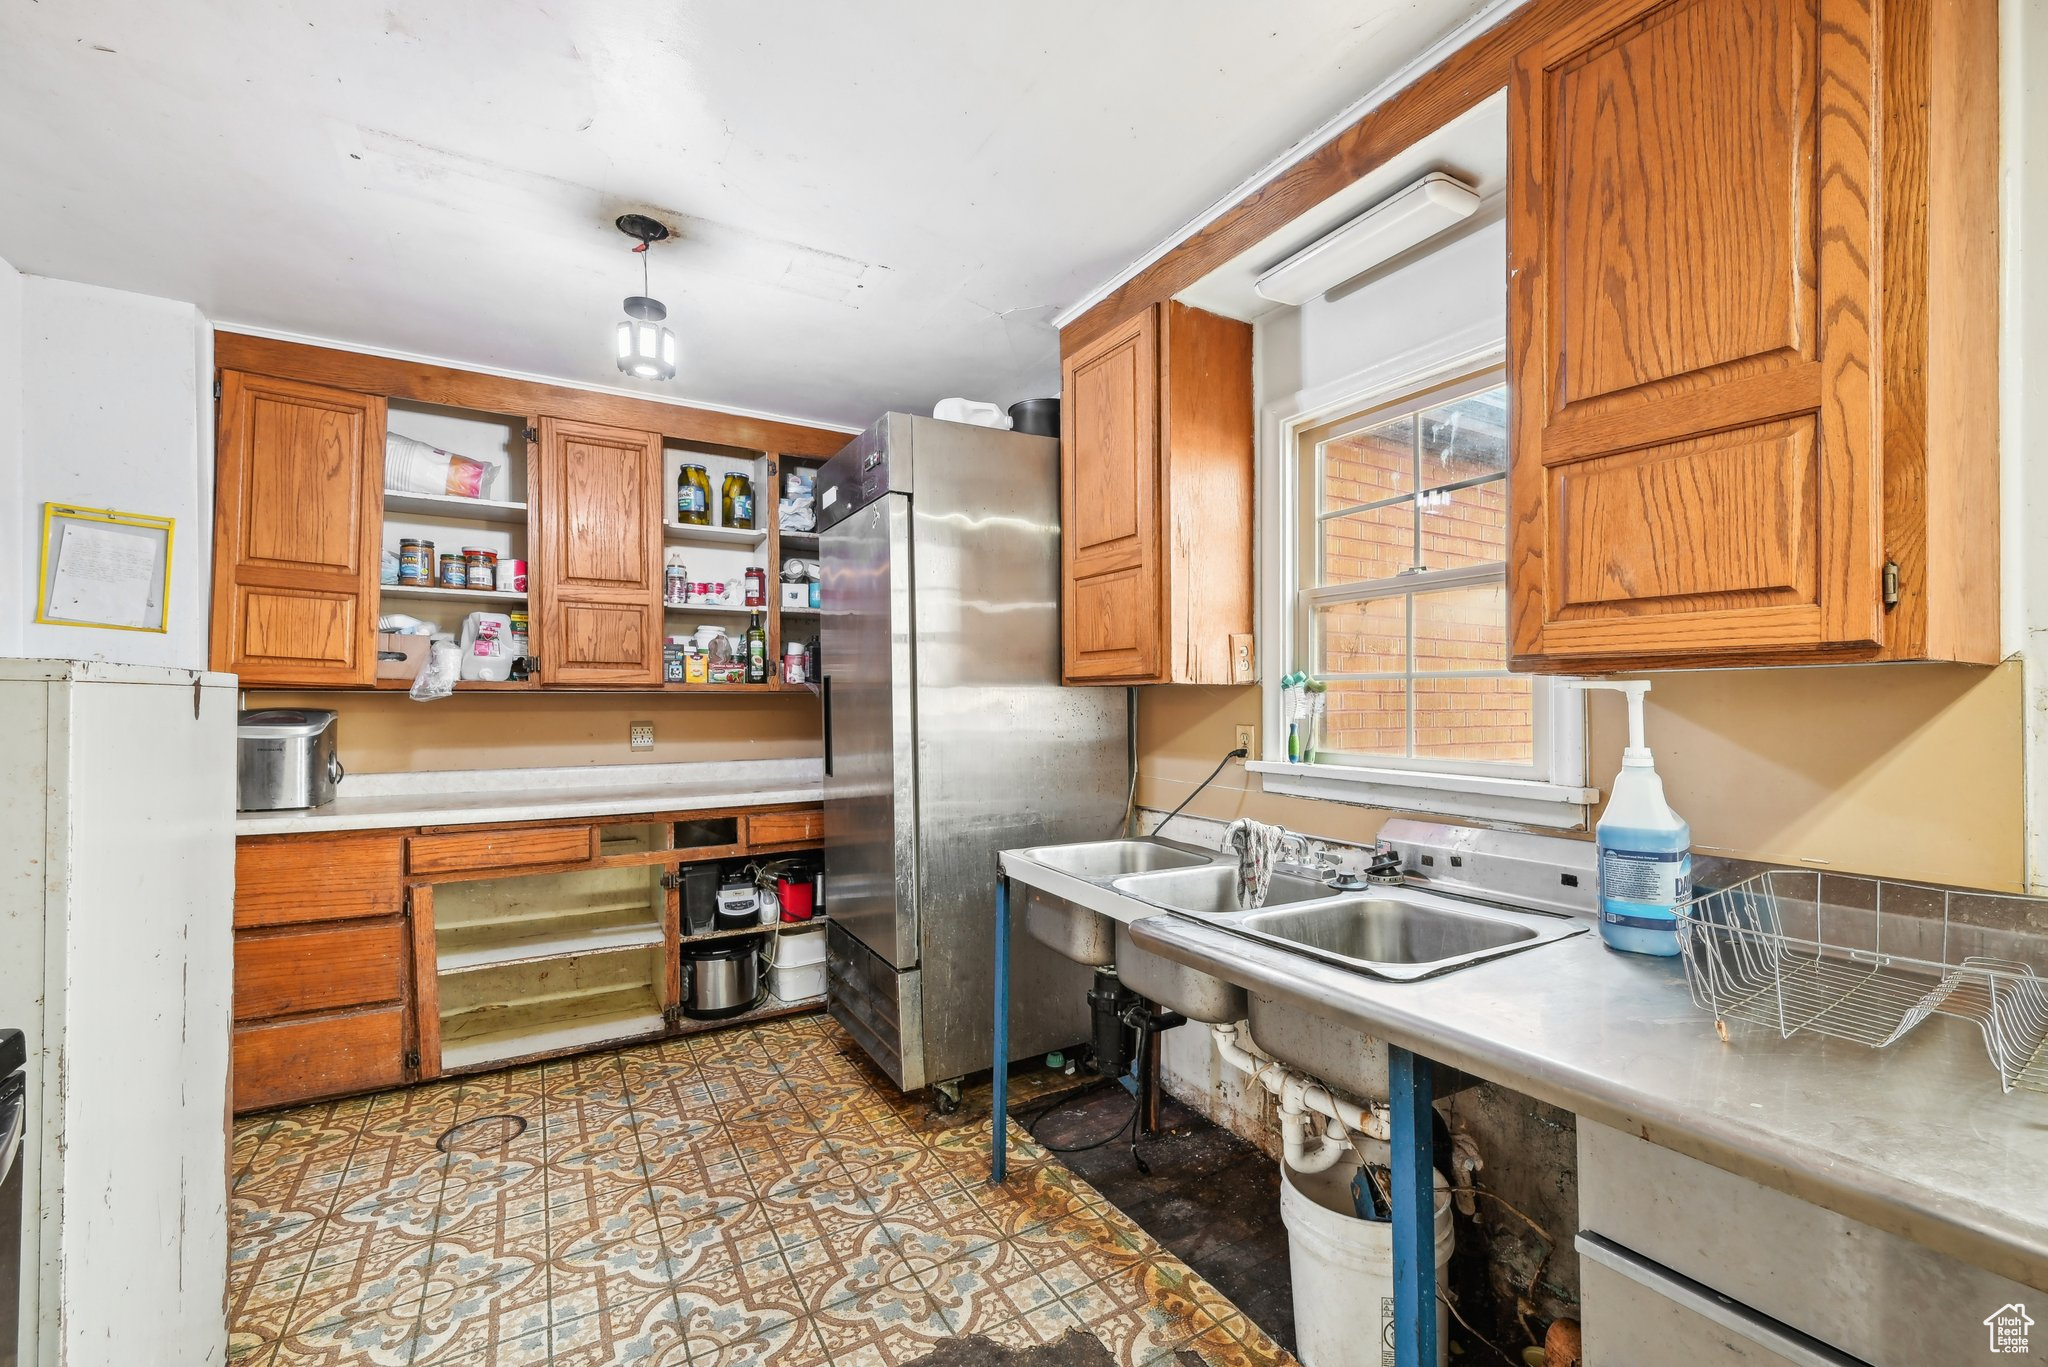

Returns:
816,413,1125,1094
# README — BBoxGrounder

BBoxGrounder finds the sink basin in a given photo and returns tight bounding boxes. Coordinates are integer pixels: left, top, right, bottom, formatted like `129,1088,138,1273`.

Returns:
1108,865,1338,1022
1014,839,1214,968
1019,839,1213,879
1111,865,1330,917
1236,894,1546,981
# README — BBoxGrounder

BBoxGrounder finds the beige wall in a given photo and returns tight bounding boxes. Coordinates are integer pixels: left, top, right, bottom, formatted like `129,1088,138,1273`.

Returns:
251,691,821,774
1136,660,2026,892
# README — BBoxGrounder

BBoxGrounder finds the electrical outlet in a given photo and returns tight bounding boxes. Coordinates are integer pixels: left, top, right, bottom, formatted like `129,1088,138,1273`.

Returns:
1234,724,1257,756
629,721,655,751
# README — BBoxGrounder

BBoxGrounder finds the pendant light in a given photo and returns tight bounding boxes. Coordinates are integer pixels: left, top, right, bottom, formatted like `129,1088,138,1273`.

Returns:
614,214,677,381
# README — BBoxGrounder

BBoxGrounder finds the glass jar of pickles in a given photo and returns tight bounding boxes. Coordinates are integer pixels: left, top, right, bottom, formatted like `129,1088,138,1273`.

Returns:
721,471,756,529
676,463,711,526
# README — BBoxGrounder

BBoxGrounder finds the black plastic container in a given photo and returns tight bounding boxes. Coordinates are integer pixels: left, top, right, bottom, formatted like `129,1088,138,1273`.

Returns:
1008,397,1060,437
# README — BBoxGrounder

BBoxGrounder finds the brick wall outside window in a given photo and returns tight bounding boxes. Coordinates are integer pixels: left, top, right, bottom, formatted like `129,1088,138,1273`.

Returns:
1306,384,1532,765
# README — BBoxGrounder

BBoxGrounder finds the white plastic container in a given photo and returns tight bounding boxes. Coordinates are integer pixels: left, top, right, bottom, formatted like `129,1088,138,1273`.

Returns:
1281,1157,1451,1367
1570,680,1689,956
770,926,828,1002
457,612,516,682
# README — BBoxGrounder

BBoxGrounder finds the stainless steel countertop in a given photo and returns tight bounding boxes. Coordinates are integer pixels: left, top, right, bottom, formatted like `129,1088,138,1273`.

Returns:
1121,912,2048,1291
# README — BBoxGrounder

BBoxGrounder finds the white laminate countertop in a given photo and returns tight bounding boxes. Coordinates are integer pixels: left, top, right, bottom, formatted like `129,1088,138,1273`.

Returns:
235,759,823,836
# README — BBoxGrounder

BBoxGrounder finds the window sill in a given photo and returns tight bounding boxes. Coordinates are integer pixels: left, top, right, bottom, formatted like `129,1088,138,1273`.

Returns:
1244,759,1596,830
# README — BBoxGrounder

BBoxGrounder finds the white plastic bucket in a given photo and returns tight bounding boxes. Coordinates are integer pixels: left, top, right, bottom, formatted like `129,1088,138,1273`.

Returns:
1281,1157,1452,1367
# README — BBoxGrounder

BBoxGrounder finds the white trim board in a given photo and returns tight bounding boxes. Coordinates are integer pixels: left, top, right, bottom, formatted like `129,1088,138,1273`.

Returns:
213,322,863,436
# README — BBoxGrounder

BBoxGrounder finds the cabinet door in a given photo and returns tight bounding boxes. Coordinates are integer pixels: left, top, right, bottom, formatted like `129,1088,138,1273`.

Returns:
533,418,663,685
211,372,384,685
1061,308,1162,683
1507,0,1881,667
232,1007,408,1114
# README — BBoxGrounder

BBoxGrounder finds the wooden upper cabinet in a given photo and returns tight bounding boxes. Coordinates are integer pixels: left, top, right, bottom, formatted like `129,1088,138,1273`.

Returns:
1507,0,1998,669
211,372,385,685
533,417,664,685
1061,302,1252,685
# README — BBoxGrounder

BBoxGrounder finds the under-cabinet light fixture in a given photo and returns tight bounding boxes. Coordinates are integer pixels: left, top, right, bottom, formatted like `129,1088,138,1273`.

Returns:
1253,172,1480,307
614,214,678,382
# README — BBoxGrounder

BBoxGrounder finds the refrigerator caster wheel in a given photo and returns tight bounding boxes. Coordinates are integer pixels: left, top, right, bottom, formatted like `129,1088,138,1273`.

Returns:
931,1080,962,1116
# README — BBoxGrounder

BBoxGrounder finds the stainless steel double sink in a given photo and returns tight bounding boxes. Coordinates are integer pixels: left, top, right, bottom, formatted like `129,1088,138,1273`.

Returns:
1013,837,1583,1024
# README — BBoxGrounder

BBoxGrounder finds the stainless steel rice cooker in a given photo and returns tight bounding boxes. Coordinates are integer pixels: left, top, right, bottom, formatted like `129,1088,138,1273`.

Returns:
237,709,343,811
683,938,761,1019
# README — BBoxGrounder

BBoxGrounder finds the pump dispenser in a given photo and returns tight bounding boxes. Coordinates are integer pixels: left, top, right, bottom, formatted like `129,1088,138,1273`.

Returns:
1572,680,1689,956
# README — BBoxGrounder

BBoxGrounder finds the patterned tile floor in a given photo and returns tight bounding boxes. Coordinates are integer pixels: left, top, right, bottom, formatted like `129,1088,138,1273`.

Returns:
228,1012,1297,1367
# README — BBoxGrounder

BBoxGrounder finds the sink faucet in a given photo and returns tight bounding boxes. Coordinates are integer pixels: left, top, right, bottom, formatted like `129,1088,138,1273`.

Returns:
1277,832,1339,879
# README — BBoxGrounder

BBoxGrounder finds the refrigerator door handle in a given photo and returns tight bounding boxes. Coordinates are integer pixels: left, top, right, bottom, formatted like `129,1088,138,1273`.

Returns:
821,675,833,778
0,1077,23,1187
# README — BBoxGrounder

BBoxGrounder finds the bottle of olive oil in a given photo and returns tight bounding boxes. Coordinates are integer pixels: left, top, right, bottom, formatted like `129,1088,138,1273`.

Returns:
744,613,767,684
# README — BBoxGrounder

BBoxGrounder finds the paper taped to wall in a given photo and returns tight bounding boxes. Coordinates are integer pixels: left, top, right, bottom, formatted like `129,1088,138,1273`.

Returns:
49,522,159,628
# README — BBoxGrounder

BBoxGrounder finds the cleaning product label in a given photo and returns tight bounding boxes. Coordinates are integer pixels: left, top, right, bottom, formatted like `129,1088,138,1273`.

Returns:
1599,848,1689,928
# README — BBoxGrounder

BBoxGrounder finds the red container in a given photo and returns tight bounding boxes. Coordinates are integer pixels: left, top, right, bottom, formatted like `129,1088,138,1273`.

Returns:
745,566,768,607
777,876,815,922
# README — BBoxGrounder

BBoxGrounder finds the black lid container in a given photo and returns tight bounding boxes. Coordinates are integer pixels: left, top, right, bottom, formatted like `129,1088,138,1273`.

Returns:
1008,397,1060,437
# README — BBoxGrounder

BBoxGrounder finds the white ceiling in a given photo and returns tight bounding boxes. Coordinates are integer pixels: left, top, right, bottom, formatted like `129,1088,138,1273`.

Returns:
0,1,1501,430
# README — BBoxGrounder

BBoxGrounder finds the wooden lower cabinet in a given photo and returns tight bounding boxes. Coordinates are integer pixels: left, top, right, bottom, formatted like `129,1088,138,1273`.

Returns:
746,808,824,849
233,1008,410,1115
408,824,595,878
233,832,415,1114
230,804,826,1112
234,920,410,1022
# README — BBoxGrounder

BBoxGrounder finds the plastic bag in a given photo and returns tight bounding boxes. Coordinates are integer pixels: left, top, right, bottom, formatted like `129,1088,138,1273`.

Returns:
385,432,502,500
409,637,461,701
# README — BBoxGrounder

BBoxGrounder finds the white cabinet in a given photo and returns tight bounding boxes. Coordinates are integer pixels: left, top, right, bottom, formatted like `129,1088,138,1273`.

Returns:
0,661,235,1367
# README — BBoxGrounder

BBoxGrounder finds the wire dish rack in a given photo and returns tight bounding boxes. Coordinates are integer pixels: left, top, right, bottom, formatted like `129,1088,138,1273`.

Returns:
1674,871,2048,1093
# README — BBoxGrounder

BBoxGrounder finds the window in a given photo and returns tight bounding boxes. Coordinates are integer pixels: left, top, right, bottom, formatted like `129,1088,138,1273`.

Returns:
1257,361,1590,826
1301,371,1530,768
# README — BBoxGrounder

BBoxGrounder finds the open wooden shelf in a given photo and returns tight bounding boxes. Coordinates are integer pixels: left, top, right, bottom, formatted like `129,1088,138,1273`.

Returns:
664,522,768,548
441,992,666,1071
663,603,763,617
371,677,538,691
381,583,528,605
678,917,828,947
383,490,529,524
437,922,664,973
662,682,779,694
671,993,824,1039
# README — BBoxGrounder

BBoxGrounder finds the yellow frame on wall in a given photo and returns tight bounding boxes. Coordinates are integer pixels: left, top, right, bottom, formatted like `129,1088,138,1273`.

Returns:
35,502,176,633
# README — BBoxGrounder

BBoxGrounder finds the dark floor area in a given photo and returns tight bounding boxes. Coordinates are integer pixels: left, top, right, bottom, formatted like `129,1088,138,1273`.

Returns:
1019,1082,1296,1355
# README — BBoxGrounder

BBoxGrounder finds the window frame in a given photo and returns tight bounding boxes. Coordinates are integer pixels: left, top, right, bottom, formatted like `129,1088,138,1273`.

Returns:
1254,337,1593,828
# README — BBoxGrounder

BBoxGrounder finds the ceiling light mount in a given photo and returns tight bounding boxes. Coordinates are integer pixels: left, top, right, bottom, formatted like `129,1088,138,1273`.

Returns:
613,214,677,382
1252,172,1479,307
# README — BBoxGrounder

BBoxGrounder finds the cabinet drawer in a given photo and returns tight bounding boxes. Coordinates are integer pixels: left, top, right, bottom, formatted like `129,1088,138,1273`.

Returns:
1578,1120,2029,1365
236,833,404,928
408,825,595,876
748,809,822,848
232,1006,407,1113
234,919,407,1022
1577,1236,1847,1367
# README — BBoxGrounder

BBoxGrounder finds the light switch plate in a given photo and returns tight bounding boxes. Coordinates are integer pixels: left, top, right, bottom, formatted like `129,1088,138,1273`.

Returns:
1229,634,1255,684
629,722,655,751
1234,724,1258,756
